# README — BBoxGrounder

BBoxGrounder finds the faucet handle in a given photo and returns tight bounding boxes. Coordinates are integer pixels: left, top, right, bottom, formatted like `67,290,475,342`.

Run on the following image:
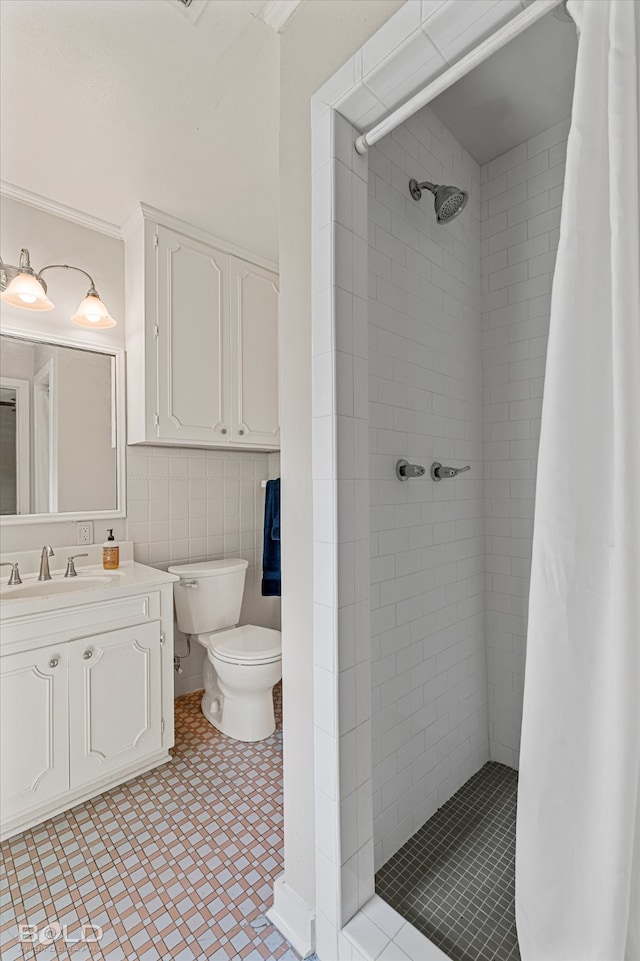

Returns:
395,459,427,481
65,553,89,578
431,462,471,481
0,562,22,586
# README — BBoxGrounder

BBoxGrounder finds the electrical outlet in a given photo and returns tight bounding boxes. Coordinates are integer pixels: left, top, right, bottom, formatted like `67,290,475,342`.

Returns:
76,521,93,545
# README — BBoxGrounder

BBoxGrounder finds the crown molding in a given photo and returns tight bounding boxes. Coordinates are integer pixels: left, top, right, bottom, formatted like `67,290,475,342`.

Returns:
124,202,278,274
0,182,123,240
257,0,302,33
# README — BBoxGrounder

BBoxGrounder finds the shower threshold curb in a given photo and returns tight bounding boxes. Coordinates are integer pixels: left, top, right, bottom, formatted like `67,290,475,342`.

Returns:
344,895,450,961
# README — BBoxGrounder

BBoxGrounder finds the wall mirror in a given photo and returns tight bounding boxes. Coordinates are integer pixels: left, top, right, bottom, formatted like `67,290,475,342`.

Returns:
0,329,125,524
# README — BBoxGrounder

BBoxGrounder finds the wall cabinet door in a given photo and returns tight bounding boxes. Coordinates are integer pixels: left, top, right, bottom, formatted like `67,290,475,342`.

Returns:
0,644,69,820
229,257,280,447
156,226,231,444
69,622,162,789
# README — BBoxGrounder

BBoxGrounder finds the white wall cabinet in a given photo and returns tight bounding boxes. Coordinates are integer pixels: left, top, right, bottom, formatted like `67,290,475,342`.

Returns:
229,257,280,447
0,569,175,841
125,205,280,450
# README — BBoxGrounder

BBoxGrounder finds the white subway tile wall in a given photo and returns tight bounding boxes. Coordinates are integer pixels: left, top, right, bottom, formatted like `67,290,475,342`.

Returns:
481,119,569,768
368,113,568,867
126,446,281,695
368,104,489,871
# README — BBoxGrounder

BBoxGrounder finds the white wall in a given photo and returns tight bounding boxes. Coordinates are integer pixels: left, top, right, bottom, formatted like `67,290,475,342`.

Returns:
368,105,488,869
0,196,125,349
1,3,280,264
279,0,404,921
481,118,569,768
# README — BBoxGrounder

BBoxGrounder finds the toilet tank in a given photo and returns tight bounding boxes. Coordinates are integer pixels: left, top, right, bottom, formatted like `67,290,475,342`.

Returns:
168,558,249,635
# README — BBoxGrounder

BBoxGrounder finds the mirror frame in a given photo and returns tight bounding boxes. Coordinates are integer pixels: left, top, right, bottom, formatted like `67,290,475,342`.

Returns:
0,325,126,526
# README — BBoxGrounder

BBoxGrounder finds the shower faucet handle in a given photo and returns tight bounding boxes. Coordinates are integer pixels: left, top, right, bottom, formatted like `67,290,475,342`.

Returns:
396,459,426,481
431,462,471,481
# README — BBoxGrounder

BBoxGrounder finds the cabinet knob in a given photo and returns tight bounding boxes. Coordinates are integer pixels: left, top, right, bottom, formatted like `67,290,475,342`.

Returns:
48,658,59,669
238,429,244,436
221,428,227,435
82,650,93,660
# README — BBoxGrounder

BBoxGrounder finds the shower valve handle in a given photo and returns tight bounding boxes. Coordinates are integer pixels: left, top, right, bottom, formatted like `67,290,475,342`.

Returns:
431,462,471,481
396,459,426,481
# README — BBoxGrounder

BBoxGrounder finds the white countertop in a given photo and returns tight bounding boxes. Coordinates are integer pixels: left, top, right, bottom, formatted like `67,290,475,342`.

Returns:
0,557,178,622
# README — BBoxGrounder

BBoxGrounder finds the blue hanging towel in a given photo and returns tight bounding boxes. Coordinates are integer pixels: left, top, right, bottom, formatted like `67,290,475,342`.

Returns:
262,478,281,596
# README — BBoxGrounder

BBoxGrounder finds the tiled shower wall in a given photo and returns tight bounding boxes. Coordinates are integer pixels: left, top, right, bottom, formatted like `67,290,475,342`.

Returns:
369,113,569,866
368,105,489,871
481,119,569,768
126,446,281,695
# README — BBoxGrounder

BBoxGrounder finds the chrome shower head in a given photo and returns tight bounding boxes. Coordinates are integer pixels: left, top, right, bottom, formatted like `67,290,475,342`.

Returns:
409,178,469,224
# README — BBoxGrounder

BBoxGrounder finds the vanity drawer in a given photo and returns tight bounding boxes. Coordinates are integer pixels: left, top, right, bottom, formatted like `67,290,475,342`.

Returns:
1,591,162,651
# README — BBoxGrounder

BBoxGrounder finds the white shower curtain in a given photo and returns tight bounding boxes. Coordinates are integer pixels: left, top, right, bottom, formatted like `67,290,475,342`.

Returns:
516,1,640,960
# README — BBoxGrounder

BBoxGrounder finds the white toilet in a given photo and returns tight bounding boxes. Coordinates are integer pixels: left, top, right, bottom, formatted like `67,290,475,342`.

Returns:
168,558,282,742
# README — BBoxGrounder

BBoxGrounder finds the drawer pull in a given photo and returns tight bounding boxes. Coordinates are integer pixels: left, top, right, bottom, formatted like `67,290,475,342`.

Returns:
48,658,59,669
82,650,93,660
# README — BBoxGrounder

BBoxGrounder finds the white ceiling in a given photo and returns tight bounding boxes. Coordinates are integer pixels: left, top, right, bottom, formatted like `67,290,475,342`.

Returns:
429,9,578,165
0,0,290,262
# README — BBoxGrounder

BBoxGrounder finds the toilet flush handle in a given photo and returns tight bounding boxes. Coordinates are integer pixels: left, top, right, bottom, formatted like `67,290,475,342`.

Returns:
179,579,199,588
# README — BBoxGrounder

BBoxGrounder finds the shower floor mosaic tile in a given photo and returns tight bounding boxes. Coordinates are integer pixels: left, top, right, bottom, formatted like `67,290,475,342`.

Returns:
1,684,304,961
376,761,520,961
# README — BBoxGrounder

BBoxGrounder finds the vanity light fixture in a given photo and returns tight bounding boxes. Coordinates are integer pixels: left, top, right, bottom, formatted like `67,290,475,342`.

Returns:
0,248,117,329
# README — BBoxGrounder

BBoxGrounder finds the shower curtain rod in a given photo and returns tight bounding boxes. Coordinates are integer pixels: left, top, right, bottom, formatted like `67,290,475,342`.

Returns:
354,0,564,155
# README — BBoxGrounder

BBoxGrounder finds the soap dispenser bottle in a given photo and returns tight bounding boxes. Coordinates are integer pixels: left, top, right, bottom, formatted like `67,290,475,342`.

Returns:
103,529,120,570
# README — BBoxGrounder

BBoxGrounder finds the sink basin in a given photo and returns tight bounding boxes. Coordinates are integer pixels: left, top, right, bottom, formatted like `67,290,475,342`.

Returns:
0,574,119,601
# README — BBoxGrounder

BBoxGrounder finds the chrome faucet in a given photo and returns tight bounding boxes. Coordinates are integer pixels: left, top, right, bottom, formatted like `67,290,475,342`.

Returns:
0,562,22,586
38,545,55,581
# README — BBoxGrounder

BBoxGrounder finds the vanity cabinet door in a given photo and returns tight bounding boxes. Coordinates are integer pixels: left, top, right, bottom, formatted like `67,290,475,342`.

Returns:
229,257,280,448
155,226,231,444
0,644,69,820
69,622,163,789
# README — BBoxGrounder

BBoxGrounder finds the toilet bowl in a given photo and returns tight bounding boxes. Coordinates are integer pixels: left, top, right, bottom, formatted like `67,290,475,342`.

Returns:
168,559,282,742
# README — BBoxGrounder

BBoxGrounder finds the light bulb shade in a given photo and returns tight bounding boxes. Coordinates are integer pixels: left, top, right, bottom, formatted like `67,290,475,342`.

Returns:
1,271,55,310
71,292,117,329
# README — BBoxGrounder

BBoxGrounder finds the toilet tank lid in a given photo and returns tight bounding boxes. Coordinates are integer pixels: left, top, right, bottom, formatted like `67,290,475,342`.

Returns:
168,558,249,577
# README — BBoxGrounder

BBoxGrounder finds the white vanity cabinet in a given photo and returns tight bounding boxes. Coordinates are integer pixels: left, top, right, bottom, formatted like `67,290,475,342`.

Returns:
0,561,177,841
125,204,280,450
0,644,70,824
69,622,163,789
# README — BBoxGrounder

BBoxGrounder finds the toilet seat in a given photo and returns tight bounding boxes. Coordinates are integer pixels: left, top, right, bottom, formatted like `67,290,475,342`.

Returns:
209,625,281,666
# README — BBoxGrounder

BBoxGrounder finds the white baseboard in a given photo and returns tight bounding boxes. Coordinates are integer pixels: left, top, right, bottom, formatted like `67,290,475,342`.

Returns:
267,875,316,958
